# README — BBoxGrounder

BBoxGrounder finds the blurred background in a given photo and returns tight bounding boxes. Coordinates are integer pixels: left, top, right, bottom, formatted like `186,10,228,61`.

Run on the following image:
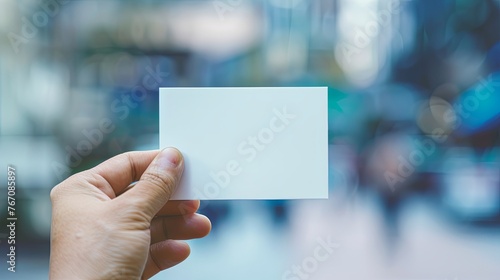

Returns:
1,0,500,279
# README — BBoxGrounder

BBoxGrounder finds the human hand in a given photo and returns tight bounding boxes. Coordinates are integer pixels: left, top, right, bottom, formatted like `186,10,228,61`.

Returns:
49,148,211,279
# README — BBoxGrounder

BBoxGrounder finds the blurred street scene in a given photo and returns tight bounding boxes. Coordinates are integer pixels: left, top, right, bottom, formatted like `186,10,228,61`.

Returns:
0,0,499,279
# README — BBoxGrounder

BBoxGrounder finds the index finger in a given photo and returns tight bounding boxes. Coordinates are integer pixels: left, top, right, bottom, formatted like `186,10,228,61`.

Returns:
155,200,200,216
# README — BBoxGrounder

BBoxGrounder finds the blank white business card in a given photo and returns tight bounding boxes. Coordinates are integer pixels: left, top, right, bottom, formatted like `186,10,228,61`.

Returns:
159,87,328,200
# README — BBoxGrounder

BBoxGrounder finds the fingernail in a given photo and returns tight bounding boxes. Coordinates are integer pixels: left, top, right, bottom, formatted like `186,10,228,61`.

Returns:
158,147,182,168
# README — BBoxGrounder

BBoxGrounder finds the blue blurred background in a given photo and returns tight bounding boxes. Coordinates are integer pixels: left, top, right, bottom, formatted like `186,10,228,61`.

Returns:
1,0,500,279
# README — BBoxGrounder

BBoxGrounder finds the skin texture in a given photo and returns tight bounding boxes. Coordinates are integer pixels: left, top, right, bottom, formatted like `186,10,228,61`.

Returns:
49,148,211,279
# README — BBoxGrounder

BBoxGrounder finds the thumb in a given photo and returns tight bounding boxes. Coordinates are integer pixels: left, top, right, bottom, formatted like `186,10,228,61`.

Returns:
118,147,184,219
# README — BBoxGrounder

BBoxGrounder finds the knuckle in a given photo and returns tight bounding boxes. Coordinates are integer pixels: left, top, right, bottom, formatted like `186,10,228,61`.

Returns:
49,170,91,202
117,201,152,226
49,185,60,202
141,171,177,195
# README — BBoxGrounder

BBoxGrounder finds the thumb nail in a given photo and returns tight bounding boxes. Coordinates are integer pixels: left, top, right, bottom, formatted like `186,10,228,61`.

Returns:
157,147,182,168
